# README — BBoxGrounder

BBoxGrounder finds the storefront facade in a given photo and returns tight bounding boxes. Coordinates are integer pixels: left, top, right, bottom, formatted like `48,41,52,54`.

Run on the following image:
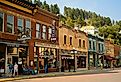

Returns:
0,0,59,74
114,44,120,67
30,4,59,73
0,0,37,74
59,25,88,71
104,40,115,68
88,34,104,69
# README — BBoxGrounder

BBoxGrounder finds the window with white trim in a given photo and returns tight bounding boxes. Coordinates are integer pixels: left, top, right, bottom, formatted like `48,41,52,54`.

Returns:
42,25,47,40
17,18,23,34
25,19,31,37
7,15,14,33
48,26,52,40
36,23,41,38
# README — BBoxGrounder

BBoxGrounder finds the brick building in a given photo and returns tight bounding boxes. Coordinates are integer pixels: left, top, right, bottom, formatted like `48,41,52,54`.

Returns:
0,0,59,74
104,40,115,68
59,25,88,71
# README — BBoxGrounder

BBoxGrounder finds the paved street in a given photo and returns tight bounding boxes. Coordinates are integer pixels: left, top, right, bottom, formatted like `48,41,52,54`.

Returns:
8,70,121,82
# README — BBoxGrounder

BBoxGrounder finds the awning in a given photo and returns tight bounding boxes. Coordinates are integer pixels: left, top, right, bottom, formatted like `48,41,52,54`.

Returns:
0,41,28,47
104,55,116,61
61,55,74,59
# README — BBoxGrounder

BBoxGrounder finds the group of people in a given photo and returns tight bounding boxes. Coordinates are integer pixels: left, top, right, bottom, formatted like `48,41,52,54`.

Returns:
8,62,18,77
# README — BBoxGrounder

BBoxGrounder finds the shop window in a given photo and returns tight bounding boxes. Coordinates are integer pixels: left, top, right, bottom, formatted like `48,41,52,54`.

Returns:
77,56,86,68
25,19,31,37
48,26,52,40
36,23,41,39
35,47,57,70
0,12,4,32
64,35,66,44
17,18,23,35
83,40,85,48
70,37,72,45
7,15,14,33
79,39,81,47
42,25,47,40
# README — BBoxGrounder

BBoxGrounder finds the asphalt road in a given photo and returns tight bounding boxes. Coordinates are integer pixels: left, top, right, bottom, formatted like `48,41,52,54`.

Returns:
8,70,121,82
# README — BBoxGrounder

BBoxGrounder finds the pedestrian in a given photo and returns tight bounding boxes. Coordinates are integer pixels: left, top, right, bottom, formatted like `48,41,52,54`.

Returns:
100,63,103,70
68,62,71,72
112,61,115,70
8,62,14,77
14,62,18,76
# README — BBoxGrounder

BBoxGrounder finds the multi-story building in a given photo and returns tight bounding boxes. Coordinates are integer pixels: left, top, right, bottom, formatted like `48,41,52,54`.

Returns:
88,34,104,69
59,25,88,71
0,0,59,74
104,40,115,68
81,26,104,69
114,44,120,66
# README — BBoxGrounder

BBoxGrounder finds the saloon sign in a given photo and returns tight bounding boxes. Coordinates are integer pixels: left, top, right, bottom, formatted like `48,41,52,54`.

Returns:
51,25,56,42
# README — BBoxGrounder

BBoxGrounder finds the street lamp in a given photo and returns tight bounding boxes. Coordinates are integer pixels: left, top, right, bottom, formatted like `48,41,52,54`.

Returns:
70,48,77,72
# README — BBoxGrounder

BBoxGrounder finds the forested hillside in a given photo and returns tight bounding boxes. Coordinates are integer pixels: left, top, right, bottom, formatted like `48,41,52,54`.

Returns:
31,0,121,45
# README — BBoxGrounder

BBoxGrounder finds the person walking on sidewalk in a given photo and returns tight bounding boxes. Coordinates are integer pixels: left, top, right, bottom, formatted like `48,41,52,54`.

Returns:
8,62,14,77
68,62,71,72
13,62,18,76
100,63,103,70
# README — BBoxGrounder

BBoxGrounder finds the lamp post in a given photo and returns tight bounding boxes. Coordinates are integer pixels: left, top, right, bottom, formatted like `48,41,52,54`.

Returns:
71,48,77,72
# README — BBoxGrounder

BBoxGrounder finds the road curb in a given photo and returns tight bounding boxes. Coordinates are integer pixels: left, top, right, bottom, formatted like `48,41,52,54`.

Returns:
0,69,113,82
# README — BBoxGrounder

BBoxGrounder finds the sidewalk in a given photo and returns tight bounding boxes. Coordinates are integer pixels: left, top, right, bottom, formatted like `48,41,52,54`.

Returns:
0,68,118,82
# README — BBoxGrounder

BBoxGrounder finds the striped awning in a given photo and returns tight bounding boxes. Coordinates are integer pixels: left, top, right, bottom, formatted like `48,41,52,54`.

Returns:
61,55,74,59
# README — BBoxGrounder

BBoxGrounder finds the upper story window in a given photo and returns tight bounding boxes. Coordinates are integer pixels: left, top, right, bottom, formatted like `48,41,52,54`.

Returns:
89,40,91,49
0,12,4,32
79,39,81,47
36,23,41,39
42,25,47,40
7,15,14,33
25,19,31,37
93,41,95,50
64,35,67,44
17,18,23,34
98,43,100,50
102,44,104,52
83,40,85,48
70,37,72,45
48,26,52,40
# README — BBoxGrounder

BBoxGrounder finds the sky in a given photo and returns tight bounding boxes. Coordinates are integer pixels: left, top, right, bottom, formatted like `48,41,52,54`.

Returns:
33,0,121,21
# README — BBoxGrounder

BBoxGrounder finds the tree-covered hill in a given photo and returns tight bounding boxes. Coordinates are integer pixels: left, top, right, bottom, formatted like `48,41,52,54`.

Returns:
31,0,121,45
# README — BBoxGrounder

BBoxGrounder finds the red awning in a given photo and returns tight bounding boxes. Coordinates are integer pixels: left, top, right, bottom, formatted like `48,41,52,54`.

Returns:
104,55,116,61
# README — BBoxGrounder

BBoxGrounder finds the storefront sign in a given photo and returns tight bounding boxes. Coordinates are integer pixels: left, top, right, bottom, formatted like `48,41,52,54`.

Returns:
35,42,59,49
51,25,56,42
61,56,74,59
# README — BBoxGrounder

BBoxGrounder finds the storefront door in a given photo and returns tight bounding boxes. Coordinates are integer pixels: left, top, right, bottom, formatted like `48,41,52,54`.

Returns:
12,56,18,65
0,44,5,74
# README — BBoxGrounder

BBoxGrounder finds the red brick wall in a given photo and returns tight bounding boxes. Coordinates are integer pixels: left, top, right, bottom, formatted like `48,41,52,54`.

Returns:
114,45,120,56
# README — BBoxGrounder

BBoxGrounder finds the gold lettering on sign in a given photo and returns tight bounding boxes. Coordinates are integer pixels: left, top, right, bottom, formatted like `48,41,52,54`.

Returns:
35,42,59,48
